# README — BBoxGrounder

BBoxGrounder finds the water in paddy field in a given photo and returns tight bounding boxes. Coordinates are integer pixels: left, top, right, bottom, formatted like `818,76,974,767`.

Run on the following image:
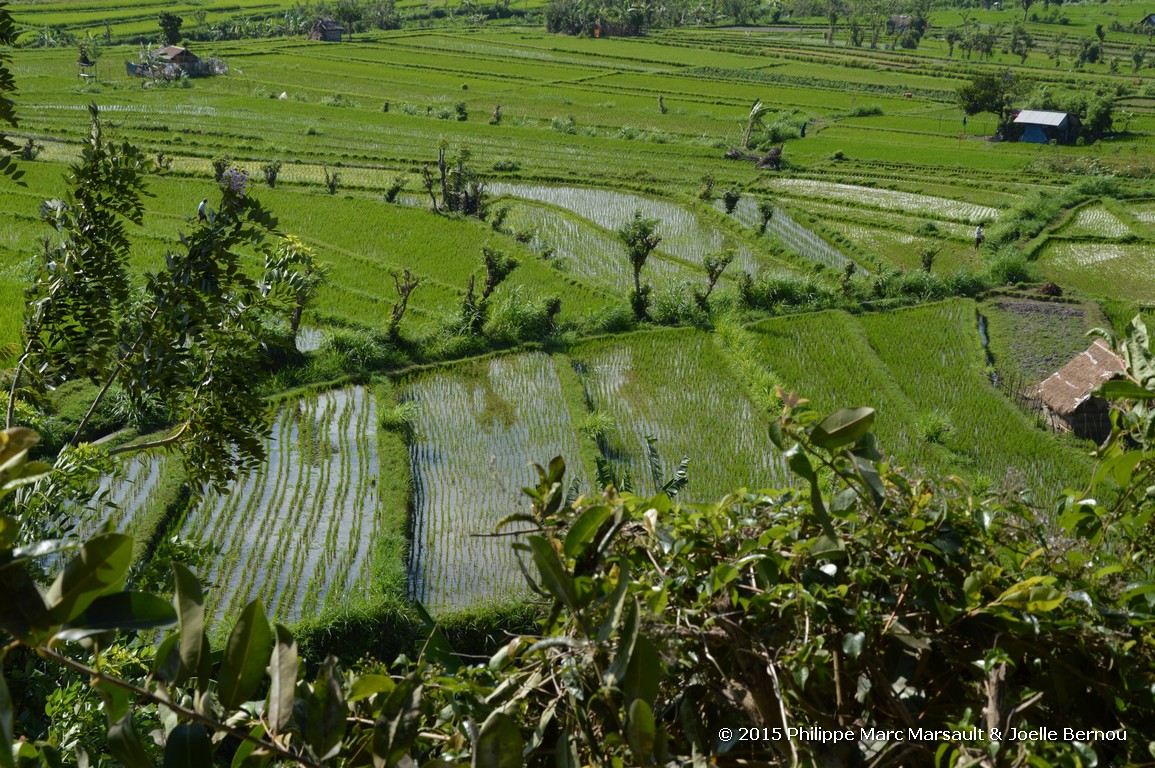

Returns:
404,353,584,612
294,326,325,352
489,183,763,272
47,453,168,571
181,385,379,624
725,197,857,272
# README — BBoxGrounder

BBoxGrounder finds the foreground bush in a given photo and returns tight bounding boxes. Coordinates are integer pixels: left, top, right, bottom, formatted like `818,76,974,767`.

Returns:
2,319,1155,766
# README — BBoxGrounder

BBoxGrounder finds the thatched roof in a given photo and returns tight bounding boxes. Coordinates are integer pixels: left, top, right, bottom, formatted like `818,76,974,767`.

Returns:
156,46,200,63
312,18,345,32
1036,339,1124,417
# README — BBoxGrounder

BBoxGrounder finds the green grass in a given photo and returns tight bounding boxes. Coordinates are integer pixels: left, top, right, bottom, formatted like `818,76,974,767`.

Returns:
569,328,788,500
750,300,1094,503
858,300,1093,503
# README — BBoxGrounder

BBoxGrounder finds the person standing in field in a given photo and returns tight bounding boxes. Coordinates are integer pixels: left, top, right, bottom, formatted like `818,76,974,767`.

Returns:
197,198,209,222
974,223,985,250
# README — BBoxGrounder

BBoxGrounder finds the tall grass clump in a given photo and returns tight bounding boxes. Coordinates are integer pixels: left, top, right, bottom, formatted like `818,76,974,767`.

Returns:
482,286,562,344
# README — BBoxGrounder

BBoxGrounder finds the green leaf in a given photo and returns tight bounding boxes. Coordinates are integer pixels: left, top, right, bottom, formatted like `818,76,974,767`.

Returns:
1,539,77,566
809,407,875,451
0,563,52,640
196,633,212,695
564,505,612,559
526,535,578,609
46,532,133,624
267,624,297,735
107,715,151,768
372,678,423,767
1096,380,1155,401
768,419,785,450
626,699,655,764
622,635,661,707
842,631,866,660
1122,582,1155,603
172,563,203,687
306,657,346,761
0,516,18,549
56,592,177,641
163,724,212,768
605,600,639,687
230,723,267,768
348,673,393,703
596,562,631,644
996,577,1065,612
153,634,181,684
472,711,523,768
218,599,273,710
412,599,460,673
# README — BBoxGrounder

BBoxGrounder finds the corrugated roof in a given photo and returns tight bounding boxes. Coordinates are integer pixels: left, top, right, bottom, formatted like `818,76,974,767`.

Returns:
1014,110,1070,127
1036,338,1125,417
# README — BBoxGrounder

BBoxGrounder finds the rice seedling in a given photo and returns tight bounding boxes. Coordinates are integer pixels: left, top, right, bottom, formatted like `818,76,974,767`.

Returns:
403,352,585,613
1039,242,1155,301
571,329,787,501
179,386,380,625
768,179,999,223
1060,205,1134,239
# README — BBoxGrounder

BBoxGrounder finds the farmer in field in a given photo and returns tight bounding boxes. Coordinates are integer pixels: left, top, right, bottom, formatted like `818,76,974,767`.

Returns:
974,223,985,250
197,198,209,222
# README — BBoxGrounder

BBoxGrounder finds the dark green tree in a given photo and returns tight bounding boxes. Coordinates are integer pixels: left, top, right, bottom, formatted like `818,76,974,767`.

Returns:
956,69,1021,131
10,106,287,498
157,11,183,45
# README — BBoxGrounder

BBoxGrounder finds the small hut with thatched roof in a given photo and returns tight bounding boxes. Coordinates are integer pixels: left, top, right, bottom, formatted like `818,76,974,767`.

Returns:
1036,338,1125,442
308,18,345,42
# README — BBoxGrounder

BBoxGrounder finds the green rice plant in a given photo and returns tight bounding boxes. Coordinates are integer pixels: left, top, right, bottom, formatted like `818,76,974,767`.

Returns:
571,329,787,501
379,400,419,439
857,300,1093,502
1037,241,1155,300
577,410,616,441
403,352,585,613
179,386,380,626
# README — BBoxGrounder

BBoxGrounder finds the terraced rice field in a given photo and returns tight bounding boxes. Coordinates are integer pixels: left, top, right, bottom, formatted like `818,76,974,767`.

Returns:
501,201,697,291
725,197,855,270
403,352,585,611
71,453,171,539
768,179,1000,223
1062,206,1134,239
571,330,787,501
181,386,380,624
489,183,774,275
752,301,1093,501
1039,242,1155,301
822,221,976,273
858,301,1092,501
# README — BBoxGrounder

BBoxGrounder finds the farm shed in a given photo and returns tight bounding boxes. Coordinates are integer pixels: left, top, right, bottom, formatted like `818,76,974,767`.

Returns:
1012,110,1082,144
1035,338,1124,442
1139,13,1155,28
127,46,211,78
308,18,345,41
887,14,911,33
